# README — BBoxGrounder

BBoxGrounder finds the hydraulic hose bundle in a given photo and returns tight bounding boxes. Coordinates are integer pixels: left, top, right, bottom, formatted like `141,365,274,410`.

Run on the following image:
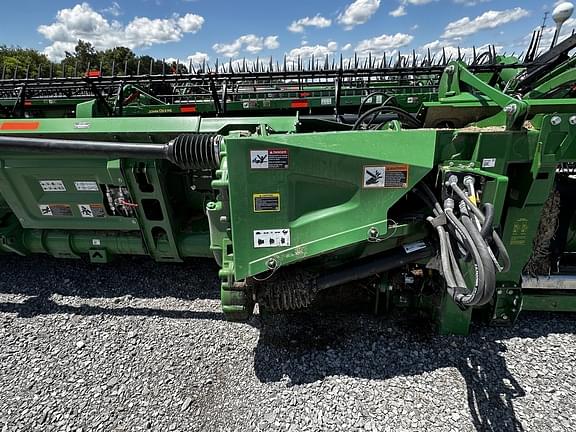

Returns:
352,91,423,130
415,176,510,307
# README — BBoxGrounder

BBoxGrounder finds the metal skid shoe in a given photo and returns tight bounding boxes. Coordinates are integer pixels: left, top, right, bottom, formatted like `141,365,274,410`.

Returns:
219,261,255,321
221,285,255,322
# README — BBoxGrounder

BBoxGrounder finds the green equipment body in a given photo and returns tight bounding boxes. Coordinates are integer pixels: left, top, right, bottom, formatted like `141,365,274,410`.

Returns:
2,34,576,335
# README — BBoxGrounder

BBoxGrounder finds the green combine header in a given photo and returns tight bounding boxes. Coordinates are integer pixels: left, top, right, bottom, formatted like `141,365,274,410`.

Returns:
1,12,576,335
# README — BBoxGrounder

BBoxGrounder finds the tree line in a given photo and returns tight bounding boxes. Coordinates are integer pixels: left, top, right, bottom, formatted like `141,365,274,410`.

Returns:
0,40,185,78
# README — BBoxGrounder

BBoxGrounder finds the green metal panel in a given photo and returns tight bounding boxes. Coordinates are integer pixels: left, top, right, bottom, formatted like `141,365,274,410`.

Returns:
0,155,137,230
225,129,437,279
522,292,576,312
0,116,298,140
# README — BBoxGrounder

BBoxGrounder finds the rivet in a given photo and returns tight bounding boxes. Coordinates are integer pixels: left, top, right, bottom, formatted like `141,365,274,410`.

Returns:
551,116,562,126
507,289,514,295
501,314,509,320
497,289,503,295
570,116,576,125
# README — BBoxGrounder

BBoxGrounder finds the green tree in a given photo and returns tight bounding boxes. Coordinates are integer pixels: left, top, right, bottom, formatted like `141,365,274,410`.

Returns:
0,45,51,78
99,46,137,75
64,40,98,71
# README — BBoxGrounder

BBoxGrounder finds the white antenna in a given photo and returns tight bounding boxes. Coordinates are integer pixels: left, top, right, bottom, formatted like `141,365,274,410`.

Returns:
551,2,574,47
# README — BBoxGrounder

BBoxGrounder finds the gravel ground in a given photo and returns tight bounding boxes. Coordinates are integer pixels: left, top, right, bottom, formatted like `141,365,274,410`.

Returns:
0,255,575,432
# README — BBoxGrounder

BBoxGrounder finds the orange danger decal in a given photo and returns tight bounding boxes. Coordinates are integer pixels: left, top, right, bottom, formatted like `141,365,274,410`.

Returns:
0,121,40,131
290,99,309,109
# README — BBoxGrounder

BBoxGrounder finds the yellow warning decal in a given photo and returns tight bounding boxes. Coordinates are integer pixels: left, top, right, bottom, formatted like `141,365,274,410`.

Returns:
253,193,281,212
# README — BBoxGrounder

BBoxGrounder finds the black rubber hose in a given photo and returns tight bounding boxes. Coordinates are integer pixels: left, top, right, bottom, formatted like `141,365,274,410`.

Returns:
352,105,422,130
491,231,511,273
480,203,494,239
0,135,166,159
445,207,486,306
316,243,434,291
461,212,496,306
0,134,223,170
357,92,393,116
449,182,510,273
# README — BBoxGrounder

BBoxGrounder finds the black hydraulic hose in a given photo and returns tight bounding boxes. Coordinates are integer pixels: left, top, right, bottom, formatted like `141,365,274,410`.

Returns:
357,91,393,117
352,105,422,130
480,203,494,239
0,134,223,170
0,135,166,158
491,230,511,273
449,181,510,273
316,243,434,291
461,211,496,306
416,181,511,307
445,205,486,306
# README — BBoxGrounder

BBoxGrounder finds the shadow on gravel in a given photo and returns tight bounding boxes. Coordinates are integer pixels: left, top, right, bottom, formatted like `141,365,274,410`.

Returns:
0,254,222,320
254,311,576,432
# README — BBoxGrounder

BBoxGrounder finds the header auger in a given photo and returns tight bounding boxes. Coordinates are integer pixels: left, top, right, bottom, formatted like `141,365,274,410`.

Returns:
1,12,576,335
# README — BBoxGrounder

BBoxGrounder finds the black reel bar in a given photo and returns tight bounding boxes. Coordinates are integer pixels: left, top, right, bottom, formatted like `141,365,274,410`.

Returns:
2,35,576,105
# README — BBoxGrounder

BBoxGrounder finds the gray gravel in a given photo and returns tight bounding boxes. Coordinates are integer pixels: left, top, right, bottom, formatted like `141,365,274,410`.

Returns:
0,255,575,432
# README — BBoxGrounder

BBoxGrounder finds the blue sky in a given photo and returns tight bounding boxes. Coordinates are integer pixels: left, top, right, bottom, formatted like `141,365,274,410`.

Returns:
1,0,573,64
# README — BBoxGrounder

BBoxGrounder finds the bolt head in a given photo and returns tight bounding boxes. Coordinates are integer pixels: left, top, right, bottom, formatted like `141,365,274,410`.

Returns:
503,104,517,115
267,258,277,269
551,115,562,126
569,115,576,125
501,314,509,320
368,227,379,239
497,289,503,295
507,289,514,295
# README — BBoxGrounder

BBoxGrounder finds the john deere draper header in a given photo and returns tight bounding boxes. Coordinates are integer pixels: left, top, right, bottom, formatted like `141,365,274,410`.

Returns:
1,3,576,334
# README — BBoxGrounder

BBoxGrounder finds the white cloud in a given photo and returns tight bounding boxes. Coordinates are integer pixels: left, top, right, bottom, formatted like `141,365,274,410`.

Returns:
389,5,407,17
356,33,414,54
523,17,576,53
442,8,529,39
421,40,503,61
286,43,339,61
37,3,205,61
404,0,435,4
177,13,205,32
453,0,490,5
338,0,381,30
187,51,210,64
342,43,352,51
101,2,121,17
288,15,332,33
213,34,279,57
